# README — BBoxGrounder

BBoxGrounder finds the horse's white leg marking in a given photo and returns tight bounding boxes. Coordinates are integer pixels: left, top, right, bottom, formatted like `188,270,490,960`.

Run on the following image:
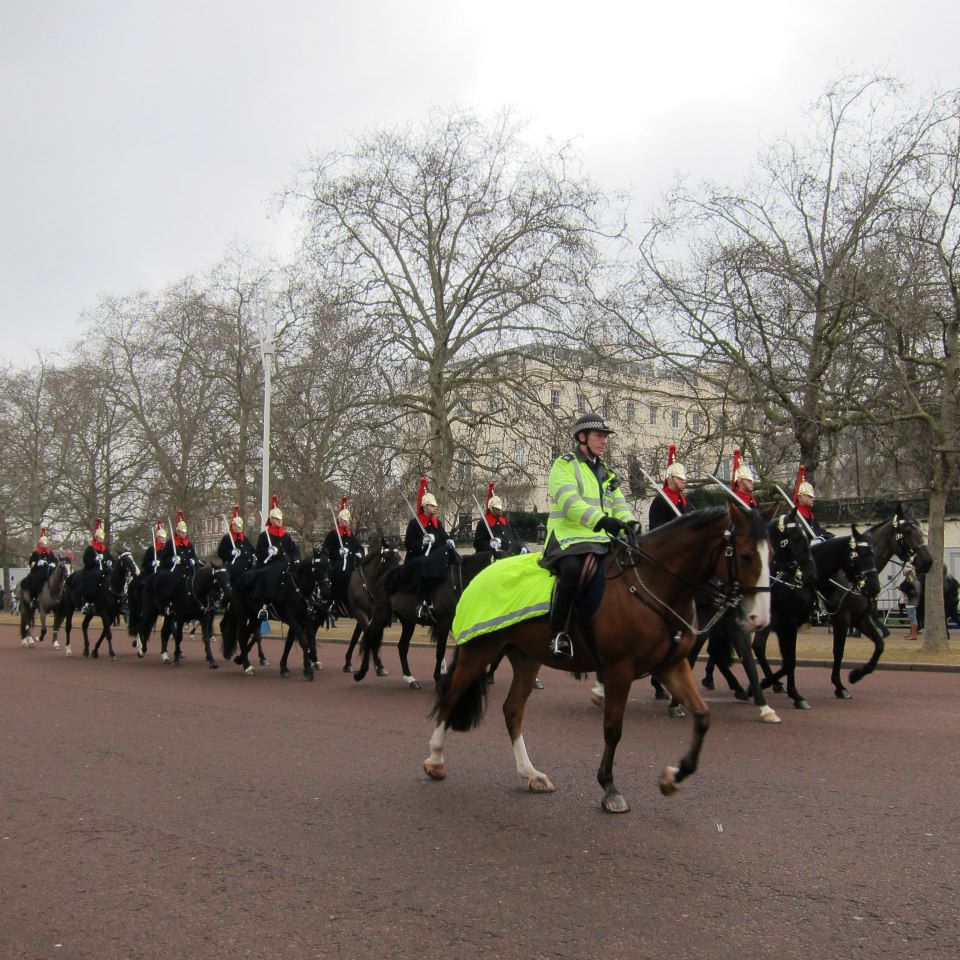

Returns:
514,735,555,792
428,722,447,765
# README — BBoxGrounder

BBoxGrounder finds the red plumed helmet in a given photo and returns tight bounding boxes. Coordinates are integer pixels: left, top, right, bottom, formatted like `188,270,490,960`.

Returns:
732,449,741,479
339,496,349,512
667,444,676,467
416,477,428,512
230,505,241,520
271,495,278,510
39,525,48,537
792,465,807,502
486,482,495,507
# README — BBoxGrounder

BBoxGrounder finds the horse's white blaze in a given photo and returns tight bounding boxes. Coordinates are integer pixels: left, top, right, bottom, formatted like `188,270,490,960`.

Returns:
512,735,547,782
427,722,447,766
743,541,771,630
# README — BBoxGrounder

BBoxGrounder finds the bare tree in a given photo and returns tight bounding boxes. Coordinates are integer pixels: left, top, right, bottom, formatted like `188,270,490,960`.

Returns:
287,108,619,514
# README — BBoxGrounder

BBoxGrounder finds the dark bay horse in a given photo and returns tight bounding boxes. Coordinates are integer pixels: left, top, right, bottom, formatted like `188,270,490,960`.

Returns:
824,510,931,698
341,539,402,674
134,566,231,667
52,551,139,659
17,557,71,649
424,505,771,814
354,550,496,690
221,554,332,678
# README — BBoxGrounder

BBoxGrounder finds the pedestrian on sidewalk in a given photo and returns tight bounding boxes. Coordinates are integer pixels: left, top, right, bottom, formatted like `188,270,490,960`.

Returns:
898,567,921,641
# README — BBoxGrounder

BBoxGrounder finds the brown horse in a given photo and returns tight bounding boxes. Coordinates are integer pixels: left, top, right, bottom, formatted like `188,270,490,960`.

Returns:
423,504,771,813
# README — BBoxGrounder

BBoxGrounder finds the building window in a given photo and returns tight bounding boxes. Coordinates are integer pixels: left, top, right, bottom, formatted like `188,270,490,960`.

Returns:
649,405,658,425
577,393,586,414
670,408,680,429
550,388,560,409
602,398,611,419
626,400,635,423
514,441,526,469
691,413,701,433
491,449,501,470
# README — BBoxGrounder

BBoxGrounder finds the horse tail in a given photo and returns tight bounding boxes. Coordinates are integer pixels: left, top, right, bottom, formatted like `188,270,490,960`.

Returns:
220,607,237,660
430,649,488,732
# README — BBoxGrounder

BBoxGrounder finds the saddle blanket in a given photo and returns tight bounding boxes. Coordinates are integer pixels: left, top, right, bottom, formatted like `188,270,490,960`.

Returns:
453,552,553,645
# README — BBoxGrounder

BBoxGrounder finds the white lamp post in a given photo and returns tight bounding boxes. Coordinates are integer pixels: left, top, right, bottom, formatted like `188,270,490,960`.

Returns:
260,291,276,527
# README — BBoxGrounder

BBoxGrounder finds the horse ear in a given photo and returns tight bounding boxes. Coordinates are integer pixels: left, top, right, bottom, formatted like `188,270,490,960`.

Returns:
762,503,779,522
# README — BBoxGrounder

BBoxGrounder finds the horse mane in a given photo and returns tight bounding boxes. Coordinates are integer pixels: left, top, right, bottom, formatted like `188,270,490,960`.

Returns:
642,506,728,542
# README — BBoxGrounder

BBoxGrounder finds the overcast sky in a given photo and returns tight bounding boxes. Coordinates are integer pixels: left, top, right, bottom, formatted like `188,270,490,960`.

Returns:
2,0,958,364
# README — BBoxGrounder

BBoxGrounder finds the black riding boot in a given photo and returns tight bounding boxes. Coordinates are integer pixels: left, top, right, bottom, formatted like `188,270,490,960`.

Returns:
549,581,576,658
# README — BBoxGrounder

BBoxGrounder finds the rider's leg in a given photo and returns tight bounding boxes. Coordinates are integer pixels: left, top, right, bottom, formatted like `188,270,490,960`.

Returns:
549,554,582,658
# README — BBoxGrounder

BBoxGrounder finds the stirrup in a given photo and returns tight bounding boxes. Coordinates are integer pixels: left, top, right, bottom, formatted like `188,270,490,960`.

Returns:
549,632,574,658
416,600,432,620
257,607,269,621
81,603,94,615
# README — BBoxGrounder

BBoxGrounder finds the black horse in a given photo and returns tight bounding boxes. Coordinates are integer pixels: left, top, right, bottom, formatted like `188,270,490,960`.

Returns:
823,509,931,698
221,553,332,679
134,566,231,668
52,550,139,659
340,538,402,674
354,551,496,690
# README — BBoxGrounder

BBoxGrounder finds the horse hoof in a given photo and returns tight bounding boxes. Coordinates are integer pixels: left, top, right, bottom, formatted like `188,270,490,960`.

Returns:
64,647,73,657
772,682,786,694
160,653,170,664
280,669,291,678
233,656,244,665
137,649,145,659
304,670,314,681
654,687,670,701
207,661,219,670
534,678,544,690
376,666,389,677
403,675,421,690
601,791,630,813
90,650,98,659
659,766,680,797
794,699,811,710
354,671,366,682
312,661,322,672
243,666,255,676
131,639,138,648
110,654,119,662
52,641,60,650
342,663,354,673
528,774,556,793
835,688,853,700
759,705,782,724
733,689,749,702
849,668,865,685
423,760,446,780
668,704,687,719
259,658,270,667
700,677,715,690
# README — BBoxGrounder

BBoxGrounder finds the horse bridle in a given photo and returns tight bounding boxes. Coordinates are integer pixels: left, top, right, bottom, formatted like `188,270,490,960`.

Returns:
611,519,769,637
771,516,813,590
891,516,925,567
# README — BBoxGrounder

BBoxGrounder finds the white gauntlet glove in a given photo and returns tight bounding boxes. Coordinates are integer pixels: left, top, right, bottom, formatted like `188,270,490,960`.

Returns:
446,539,456,550
267,546,278,559
422,533,435,548
231,549,240,560
339,546,349,557
489,537,502,551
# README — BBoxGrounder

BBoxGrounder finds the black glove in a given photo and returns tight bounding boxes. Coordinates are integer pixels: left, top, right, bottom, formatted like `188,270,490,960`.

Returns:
595,516,629,536
626,520,641,534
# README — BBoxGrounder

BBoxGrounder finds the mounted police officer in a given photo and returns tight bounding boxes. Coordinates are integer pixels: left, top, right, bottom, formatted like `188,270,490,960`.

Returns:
401,479,458,622
541,412,637,658
323,502,365,616
253,495,301,620
473,485,527,555
648,451,695,531
23,525,56,609
80,518,114,614
217,505,256,580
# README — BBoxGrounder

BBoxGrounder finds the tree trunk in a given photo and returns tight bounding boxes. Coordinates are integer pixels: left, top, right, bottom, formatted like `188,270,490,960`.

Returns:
922,483,950,653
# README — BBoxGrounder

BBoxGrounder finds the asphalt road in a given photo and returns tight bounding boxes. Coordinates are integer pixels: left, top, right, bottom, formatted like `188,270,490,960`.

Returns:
2,624,958,960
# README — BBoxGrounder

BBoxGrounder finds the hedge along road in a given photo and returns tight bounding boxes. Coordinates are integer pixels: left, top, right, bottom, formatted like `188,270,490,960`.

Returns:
1,623,957,960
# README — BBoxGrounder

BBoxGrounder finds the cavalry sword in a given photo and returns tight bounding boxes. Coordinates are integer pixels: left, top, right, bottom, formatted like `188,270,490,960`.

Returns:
706,473,752,514
637,465,682,517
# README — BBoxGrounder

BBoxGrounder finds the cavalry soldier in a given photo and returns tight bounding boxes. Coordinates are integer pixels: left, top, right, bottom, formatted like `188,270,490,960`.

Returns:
473,483,527,555
253,495,301,619
731,450,759,509
401,478,458,622
152,510,198,609
794,478,830,541
541,412,637,658
217,505,256,579
648,445,695,531
80,517,114,614
141,519,167,575
323,499,365,616
23,525,56,608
